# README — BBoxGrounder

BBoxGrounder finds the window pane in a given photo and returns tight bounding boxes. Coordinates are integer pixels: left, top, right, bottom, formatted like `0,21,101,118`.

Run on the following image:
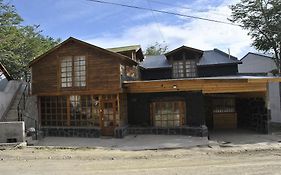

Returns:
61,57,72,88
74,56,86,87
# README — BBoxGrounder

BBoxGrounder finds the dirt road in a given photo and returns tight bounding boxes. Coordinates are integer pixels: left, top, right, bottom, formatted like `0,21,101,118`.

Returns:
1,144,281,175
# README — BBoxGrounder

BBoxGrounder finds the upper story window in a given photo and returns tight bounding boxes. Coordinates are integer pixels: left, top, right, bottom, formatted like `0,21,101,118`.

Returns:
61,56,86,88
172,59,197,78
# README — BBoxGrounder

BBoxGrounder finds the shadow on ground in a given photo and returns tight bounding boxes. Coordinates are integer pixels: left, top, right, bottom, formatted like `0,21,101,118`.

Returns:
209,129,281,145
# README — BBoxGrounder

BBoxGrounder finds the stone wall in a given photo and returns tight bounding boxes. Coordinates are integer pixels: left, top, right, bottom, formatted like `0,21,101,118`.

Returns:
41,127,101,138
115,125,208,138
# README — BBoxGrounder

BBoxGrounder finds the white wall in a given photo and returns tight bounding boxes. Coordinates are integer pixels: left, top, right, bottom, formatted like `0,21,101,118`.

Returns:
239,53,277,73
0,80,22,120
268,82,281,123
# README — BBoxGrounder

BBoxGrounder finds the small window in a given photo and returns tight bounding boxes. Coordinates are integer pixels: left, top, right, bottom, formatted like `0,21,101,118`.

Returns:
213,98,235,113
73,56,86,87
61,57,72,88
173,61,184,78
173,59,197,78
185,60,197,77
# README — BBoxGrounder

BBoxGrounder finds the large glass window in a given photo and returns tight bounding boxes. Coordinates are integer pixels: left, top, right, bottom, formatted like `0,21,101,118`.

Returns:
41,96,68,126
41,95,101,127
151,101,185,128
173,60,197,78
61,56,86,88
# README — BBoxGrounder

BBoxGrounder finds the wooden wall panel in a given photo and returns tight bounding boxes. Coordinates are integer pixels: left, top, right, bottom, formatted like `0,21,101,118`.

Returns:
31,40,123,95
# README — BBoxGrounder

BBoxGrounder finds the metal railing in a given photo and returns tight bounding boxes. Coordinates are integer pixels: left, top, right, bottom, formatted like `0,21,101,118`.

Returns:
17,81,39,140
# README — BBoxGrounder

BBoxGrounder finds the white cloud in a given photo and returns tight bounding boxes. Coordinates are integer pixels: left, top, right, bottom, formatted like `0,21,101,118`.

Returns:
84,0,255,58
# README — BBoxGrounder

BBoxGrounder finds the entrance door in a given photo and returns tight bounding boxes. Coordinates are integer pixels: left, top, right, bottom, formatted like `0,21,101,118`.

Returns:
100,100,116,136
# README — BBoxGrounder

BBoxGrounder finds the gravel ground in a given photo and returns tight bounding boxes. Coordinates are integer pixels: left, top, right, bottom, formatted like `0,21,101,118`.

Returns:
1,143,281,175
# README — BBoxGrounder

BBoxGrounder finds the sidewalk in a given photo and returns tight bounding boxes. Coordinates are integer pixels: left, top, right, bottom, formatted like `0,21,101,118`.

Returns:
37,135,209,151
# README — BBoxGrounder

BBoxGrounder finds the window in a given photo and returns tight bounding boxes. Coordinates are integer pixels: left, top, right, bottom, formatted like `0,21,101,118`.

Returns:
41,96,68,126
173,59,197,78
70,95,94,126
120,64,138,81
61,57,72,87
213,98,235,113
173,61,184,78
185,60,197,77
61,56,86,88
150,101,185,128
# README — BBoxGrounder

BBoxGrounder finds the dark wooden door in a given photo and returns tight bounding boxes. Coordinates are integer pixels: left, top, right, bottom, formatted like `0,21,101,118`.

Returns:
100,100,116,136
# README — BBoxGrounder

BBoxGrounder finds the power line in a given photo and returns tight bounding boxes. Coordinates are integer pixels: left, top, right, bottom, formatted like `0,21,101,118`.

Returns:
145,0,166,42
148,0,228,17
87,0,239,26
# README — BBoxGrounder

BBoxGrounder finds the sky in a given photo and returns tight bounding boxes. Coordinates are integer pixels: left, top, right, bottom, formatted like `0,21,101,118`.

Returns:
10,0,257,58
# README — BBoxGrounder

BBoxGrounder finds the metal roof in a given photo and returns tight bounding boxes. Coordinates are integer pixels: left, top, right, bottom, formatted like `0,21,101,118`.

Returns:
140,55,171,69
198,49,241,66
140,49,241,69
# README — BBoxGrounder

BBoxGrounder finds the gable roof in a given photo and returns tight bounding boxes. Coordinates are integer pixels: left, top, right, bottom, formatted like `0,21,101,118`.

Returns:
240,52,274,61
198,49,241,66
29,37,137,67
140,55,171,69
165,45,204,57
0,63,12,80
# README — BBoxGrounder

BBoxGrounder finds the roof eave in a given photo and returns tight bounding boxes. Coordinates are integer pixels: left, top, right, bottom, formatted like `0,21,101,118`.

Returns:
29,37,137,67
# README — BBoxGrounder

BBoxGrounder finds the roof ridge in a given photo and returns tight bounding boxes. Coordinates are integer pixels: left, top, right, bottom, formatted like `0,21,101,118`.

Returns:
213,48,237,60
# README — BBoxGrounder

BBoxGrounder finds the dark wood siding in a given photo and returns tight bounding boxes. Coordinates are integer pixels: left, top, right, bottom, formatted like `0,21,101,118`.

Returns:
140,68,172,80
127,92,205,127
198,64,238,77
32,40,123,95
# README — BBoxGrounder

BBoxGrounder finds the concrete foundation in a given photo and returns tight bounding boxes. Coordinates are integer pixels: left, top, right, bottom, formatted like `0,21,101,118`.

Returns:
0,121,25,143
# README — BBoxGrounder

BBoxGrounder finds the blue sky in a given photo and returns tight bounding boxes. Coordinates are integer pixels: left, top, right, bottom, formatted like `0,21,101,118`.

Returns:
10,0,255,58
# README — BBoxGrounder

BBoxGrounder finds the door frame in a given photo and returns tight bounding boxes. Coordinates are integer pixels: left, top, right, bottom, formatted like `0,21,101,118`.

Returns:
100,99,116,136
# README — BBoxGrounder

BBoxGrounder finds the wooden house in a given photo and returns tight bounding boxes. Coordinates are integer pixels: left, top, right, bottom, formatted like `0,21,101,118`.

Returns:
29,37,281,138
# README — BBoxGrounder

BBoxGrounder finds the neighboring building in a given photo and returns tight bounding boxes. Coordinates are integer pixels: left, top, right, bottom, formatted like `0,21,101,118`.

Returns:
29,37,281,138
0,63,12,91
238,52,281,133
238,52,277,75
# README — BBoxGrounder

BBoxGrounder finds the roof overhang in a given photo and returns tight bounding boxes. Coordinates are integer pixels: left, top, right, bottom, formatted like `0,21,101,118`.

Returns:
197,62,242,67
123,76,281,94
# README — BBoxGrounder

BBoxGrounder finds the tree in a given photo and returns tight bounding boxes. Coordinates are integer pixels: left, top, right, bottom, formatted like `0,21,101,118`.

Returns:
229,0,281,74
145,42,168,55
0,0,60,80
